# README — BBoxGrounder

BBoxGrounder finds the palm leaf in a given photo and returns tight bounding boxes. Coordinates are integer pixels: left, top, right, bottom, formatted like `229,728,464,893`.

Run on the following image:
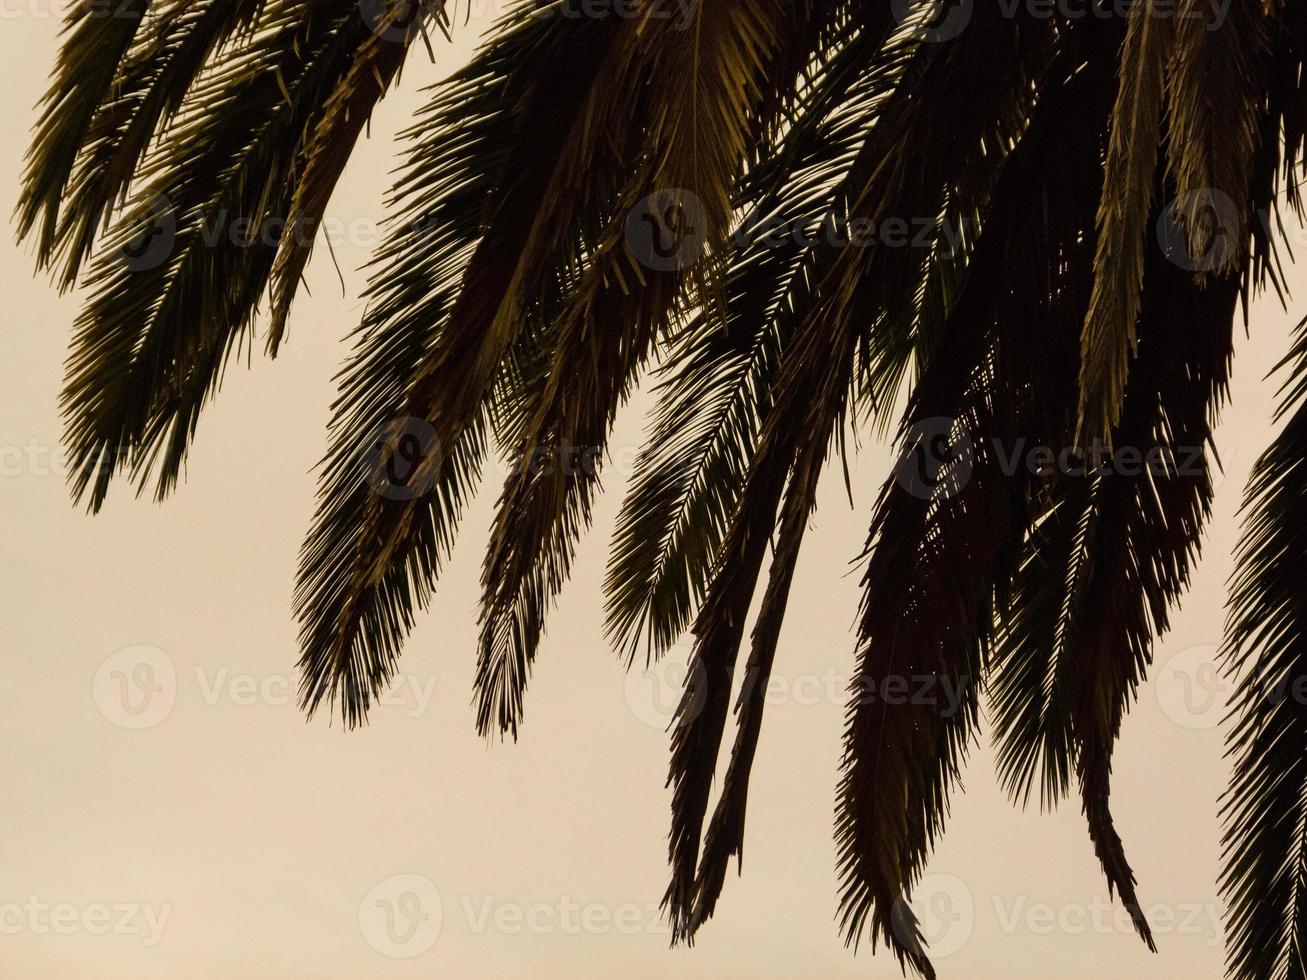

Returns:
1076,0,1177,446
1222,317,1307,980
296,0,632,723
837,26,1118,974
15,0,147,265
472,0,795,739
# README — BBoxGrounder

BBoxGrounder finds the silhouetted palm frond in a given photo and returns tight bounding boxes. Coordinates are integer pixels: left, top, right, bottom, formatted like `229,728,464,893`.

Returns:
22,1,1307,975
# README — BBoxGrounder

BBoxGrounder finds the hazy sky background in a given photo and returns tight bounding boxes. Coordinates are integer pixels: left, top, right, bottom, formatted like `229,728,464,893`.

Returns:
0,8,1296,978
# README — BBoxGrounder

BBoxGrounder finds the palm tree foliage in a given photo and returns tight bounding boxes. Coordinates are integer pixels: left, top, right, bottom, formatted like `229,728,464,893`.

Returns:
20,0,1307,975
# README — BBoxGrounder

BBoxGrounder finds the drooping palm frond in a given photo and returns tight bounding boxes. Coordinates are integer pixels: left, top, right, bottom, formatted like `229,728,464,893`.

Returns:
24,1,1307,976
296,0,621,724
1076,0,1175,448
28,0,274,288
837,25,1120,974
472,0,872,740
681,306,855,939
1165,0,1271,278
1066,253,1237,954
1222,317,1307,980
990,233,1240,886
267,1,449,352
61,0,398,510
1219,6,1307,947
666,5,1066,958
603,1,901,666
16,0,147,264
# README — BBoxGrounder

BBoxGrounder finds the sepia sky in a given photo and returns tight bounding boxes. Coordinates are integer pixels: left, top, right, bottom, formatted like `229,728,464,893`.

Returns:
0,8,1298,978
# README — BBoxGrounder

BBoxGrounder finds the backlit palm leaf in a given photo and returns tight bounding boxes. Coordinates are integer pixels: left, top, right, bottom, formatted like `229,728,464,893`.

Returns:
22,2,1307,976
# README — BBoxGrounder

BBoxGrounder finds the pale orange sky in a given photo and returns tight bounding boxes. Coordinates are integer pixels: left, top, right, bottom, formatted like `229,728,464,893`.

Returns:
0,9,1293,978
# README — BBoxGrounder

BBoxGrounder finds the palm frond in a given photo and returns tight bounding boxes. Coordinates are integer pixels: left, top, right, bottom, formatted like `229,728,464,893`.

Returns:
1164,0,1272,277
472,0,797,739
1077,0,1176,446
665,5,1067,954
61,1,377,510
15,0,147,265
1222,315,1307,979
267,1,447,352
296,0,630,723
836,27,1118,974
683,317,852,937
35,0,271,287
603,3,901,665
